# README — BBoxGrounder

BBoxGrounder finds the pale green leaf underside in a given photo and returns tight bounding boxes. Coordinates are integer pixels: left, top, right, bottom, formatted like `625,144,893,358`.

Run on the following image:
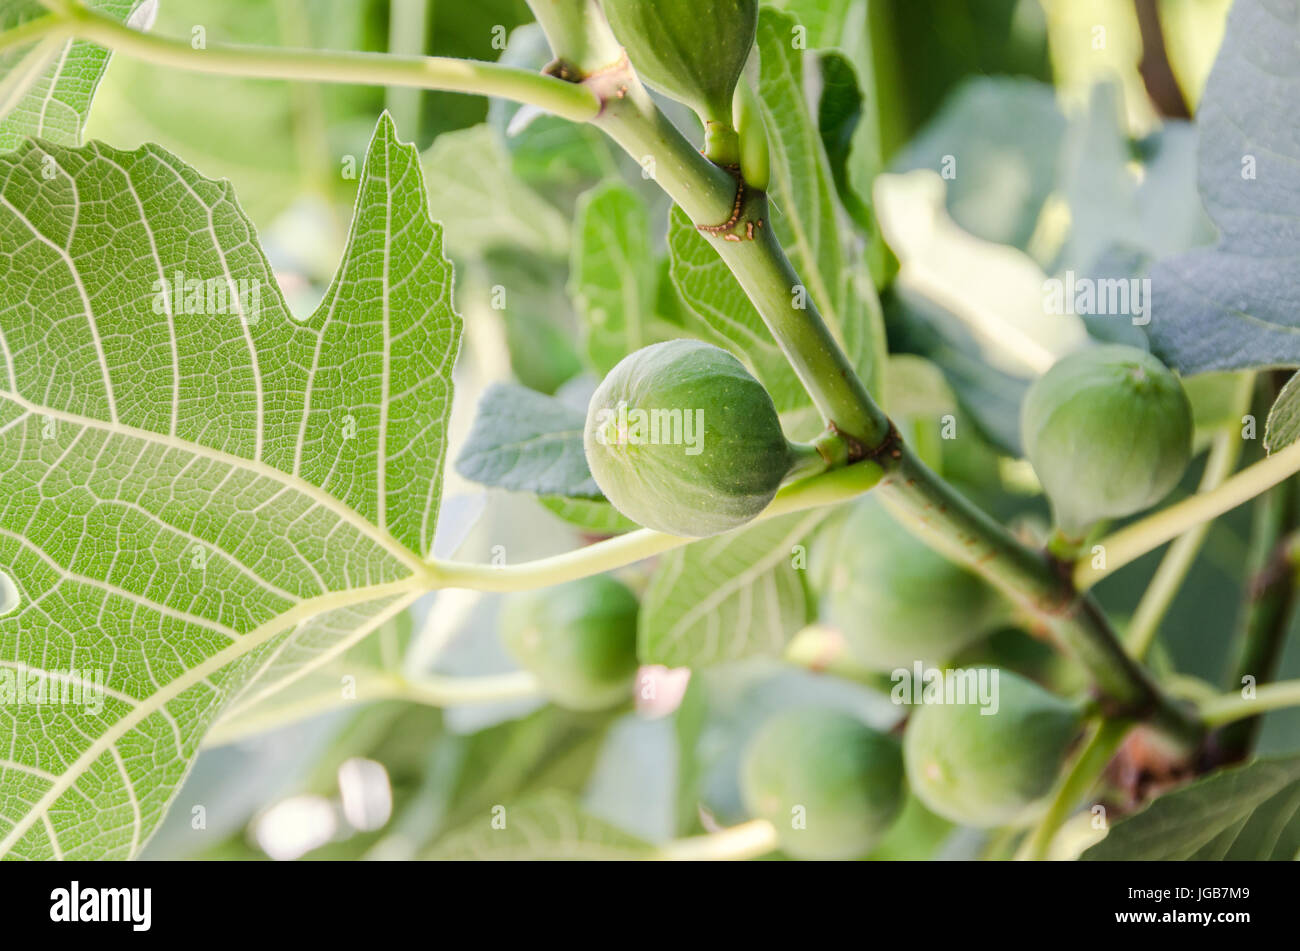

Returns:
0,0,142,151
206,607,417,747
1082,755,1300,860
427,790,651,860
569,180,655,375
0,113,459,858
639,510,825,667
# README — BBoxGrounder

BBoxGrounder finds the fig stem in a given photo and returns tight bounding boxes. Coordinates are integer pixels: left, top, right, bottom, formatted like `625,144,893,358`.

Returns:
1076,436,1300,591
1015,717,1132,861
784,439,830,483
1198,679,1300,727
57,3,604,122
1124,427,1244,660
703,122,741,167
526,0,625,80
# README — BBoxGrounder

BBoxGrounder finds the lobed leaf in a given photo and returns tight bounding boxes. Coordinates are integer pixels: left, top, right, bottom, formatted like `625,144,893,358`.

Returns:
1265,371,1300,452
0,113,458,858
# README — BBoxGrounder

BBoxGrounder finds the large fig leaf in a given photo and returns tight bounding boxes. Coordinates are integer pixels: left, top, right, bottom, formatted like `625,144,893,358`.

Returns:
0,113,457,858
1083,755,1300,860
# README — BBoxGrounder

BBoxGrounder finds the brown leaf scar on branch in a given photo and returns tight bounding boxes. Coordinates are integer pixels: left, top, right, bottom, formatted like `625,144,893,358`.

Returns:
696,166,761,242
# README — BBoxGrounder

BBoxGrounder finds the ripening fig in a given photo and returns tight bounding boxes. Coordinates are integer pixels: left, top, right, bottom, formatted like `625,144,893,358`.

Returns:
499,576,639,711
601,0,757,131
903,669,1083,827
584,339,794,537
741,707,905,859
1020,345,1192,536
810,497,1008,671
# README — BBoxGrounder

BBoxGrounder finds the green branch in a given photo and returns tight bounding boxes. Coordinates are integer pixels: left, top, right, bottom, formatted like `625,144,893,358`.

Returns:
1124,428,1244,660
879,447,1198,742
0,11,66,55
1015,717,1131,861
1076,437,1300,591
430,460,886,591
526,0,624,77
60,3,601,122
1199,679,1300,727
586,75,892,448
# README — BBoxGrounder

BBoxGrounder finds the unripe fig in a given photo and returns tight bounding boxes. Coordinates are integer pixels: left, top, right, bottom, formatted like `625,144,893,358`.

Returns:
601,0,757,125
903,669,1083,827
810,497,1007,671
500,576,639,711
741,708,905,859
1020,345,1192,535
584,339,793,537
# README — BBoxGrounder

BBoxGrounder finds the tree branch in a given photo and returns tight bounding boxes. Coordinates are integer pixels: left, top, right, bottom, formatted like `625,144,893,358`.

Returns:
63,4,601,122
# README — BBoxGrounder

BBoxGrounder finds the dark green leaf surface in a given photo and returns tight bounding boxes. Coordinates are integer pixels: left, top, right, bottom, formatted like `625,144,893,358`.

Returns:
1083,755,1300,860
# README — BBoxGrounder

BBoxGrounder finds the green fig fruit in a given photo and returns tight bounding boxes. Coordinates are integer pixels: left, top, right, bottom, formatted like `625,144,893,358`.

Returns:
903,668,1083,827
810,497,1007,671
601,0,757,125
741,707,905,859
499,576,639,711
584,339,793,537
1020,345,1193,535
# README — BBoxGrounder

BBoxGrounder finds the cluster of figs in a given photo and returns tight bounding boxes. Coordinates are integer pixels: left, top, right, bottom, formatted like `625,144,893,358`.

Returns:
492,0,1198,856
497,336,1192,856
